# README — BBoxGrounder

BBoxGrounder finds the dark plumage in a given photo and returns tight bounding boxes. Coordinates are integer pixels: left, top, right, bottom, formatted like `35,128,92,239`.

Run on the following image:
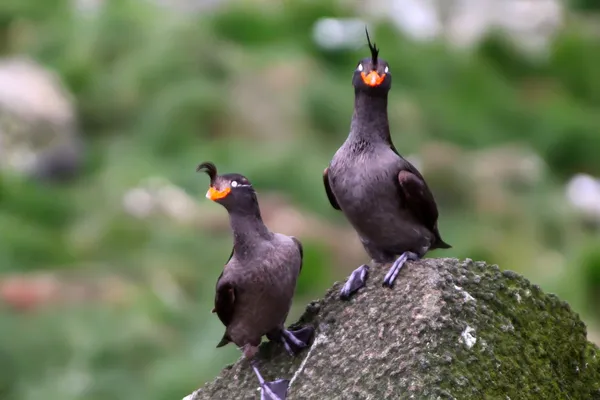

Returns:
323,29,451,300
197,162,313,400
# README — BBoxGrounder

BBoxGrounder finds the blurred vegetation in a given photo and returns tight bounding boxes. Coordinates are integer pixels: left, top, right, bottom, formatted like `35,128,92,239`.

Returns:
1,1,600,399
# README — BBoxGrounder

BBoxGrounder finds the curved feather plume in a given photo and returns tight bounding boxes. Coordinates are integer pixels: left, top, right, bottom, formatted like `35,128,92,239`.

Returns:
365,26,379,66
196,161,218,184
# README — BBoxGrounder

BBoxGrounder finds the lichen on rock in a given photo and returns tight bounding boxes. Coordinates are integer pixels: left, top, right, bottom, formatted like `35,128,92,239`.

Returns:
185,258,600,400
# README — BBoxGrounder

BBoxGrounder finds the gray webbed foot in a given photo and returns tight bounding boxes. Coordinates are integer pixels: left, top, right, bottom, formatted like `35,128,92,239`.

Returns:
382,251,419,288
260,379,289,400
340,264,370,300
281,326,314,356
251,361,289,400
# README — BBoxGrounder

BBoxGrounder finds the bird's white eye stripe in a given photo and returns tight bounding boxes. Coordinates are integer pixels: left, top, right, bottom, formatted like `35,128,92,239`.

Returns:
230,181,252,188
357,64,363,71
384,66,389,73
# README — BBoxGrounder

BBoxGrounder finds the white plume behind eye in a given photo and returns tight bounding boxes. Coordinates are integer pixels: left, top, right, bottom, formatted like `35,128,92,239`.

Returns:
357,64,363,72
231,180,251,188
384,66,389,73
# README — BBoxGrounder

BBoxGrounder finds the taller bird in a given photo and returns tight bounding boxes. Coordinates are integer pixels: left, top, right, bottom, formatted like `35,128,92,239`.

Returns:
323,29,451,300
197,162,313,400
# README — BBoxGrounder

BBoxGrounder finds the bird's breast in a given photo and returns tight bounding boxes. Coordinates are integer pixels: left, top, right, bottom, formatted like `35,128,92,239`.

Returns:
223,241,301,346
329,153,395,207
328,151,431,252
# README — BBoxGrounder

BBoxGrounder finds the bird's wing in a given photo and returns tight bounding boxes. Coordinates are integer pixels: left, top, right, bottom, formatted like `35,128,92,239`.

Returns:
396,168,440,234
291,236,304,273
323,167,341,210
213,270,236,327
210,247,236,320
225,247,234,264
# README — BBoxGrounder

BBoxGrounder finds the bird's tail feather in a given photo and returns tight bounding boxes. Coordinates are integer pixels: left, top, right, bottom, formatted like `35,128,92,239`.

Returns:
436,239,452,249
216,333,230,348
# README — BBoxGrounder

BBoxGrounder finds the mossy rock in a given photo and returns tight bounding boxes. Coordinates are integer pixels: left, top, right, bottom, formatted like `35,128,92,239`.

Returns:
186,258,600,399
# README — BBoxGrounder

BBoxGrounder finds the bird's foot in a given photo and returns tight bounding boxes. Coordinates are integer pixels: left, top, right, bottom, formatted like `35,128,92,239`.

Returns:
339,264,370,300
280,326,314,356
382,252,419,288
260,379,289,400
251,360,289,400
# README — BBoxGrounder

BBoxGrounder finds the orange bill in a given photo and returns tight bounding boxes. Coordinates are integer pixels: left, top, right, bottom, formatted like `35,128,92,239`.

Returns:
361,71,386,87
206,186,231,201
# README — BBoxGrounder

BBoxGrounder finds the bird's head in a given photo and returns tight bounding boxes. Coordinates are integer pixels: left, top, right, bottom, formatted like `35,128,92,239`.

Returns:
196,162,257,211
352,27,391,94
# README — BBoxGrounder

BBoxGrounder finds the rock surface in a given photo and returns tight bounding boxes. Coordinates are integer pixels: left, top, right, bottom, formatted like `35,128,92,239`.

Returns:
185,258,600,400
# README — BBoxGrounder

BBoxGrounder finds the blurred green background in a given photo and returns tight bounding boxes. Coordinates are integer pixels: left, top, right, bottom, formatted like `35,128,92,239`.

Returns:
1,0,600,399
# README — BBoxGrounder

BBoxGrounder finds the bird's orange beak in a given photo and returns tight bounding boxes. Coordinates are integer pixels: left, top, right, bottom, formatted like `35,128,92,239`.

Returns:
361,71,386,87
206,186,231,201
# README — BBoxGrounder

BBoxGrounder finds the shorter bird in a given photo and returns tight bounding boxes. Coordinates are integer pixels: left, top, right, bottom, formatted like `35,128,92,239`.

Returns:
197,162,313,400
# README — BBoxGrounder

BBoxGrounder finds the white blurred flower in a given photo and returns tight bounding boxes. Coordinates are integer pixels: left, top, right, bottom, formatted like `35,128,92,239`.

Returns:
122,176,201,224
566,174,600,221
313,18,367,50
122,188,155,219
156,184,199,224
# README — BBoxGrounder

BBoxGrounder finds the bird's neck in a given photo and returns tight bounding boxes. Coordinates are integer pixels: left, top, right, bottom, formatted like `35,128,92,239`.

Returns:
347,91,392,145
228,207,271,256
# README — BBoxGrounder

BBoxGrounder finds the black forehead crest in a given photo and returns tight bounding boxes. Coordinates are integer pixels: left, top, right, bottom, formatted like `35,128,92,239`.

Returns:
365,27,379,65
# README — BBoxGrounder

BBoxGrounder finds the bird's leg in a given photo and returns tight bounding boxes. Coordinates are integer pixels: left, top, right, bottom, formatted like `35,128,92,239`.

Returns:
244,345,289,400
382,251,419,287
339,264,370,300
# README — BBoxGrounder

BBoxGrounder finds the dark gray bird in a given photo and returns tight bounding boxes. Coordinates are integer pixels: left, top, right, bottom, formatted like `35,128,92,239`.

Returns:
197,161,313,400
323,29,451,300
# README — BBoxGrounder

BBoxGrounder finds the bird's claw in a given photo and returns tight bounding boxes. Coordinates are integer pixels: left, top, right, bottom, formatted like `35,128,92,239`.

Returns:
251,360,289,400
340,264,370,300
260,378,289,400
382,252,419,287
281,326,314,356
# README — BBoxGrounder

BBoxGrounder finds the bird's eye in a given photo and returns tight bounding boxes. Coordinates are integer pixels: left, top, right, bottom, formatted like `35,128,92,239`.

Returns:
357,64,363,72
384,66,389,73
231,181,238,188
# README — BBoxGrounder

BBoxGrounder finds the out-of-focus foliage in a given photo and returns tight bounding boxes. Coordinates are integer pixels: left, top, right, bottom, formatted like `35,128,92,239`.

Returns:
0,1,599,400
571,0,600,11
